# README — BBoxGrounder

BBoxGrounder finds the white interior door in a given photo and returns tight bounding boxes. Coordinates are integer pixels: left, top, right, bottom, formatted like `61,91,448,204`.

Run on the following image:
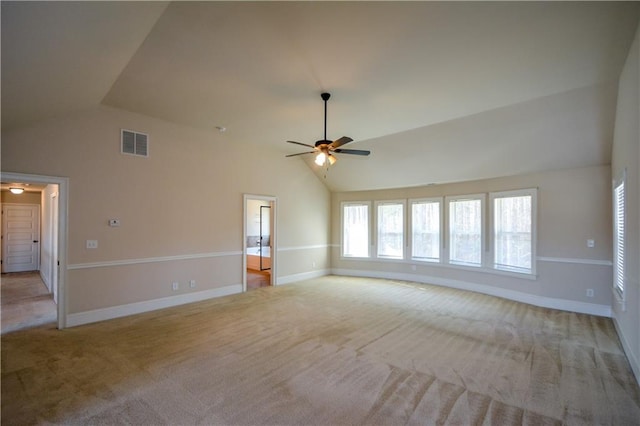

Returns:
2,204,40,273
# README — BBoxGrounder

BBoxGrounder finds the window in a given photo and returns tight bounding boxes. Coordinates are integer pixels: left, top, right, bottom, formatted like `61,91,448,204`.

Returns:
342,188,536,278
448,195,484,266
410,199,441,261
492,189,536,274
376,201,404,259
342,203,370,257
613,177,625,298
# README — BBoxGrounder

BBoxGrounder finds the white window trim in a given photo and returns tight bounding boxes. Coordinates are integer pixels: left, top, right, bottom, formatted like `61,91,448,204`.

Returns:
340,188,538,280
340,201,371,259
374,199,407,260
612,170,626,310
409,197,443,263
445,193,486,268
489,188,537,276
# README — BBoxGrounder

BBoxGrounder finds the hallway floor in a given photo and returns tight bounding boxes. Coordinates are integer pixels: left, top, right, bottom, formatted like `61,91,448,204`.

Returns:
1,271,56,334
247,269,270,290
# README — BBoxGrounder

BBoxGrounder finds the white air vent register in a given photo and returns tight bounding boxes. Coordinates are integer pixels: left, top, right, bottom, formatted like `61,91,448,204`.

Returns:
121,129,149,157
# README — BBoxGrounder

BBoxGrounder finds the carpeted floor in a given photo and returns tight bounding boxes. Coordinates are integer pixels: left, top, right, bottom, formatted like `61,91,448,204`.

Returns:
2,275,639,425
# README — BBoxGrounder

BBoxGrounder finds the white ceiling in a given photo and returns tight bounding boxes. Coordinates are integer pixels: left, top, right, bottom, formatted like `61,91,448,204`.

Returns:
2,2,639,192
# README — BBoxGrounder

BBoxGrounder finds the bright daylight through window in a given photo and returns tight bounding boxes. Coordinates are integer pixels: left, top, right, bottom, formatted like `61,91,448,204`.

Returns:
449,197,483,266
613,179,625,297
341,188,536,277
377,202,404,259
493,192,534,273
411,200,440,261
342,203,369,257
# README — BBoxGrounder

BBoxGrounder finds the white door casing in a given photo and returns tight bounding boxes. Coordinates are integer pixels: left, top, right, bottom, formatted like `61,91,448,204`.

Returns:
243,194,277,291
2,203,40,272
51,192,59,304
1,171,68,329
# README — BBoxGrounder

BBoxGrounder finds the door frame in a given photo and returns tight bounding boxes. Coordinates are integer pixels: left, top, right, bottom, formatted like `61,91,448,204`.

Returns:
1,171,69,329
50,191,59,304
243,194,277,291
259,204,271,271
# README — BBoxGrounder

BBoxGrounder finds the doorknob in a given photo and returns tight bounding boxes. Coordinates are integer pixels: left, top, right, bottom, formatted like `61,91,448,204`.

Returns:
33,240,39,243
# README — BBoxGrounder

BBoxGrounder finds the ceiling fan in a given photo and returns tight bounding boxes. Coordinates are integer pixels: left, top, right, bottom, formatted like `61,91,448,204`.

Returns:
286,92,370,166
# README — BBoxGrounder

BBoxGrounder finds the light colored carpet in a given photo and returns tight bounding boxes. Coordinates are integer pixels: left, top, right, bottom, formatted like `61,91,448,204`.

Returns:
2,275,639,425
1,272,56,334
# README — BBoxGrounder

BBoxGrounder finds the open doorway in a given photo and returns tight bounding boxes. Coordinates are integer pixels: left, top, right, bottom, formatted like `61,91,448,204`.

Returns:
243,195,276,291
0,172,68,329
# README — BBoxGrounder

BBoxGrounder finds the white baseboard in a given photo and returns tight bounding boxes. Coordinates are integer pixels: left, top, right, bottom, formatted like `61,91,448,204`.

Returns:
277,269,330,285
66,269,332,327
40,270,52,293
331,268,612,317
66,284,242,327
612,317,640,387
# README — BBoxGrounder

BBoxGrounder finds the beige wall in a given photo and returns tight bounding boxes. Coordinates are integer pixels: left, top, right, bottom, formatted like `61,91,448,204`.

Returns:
611,23,640,382
1,105,331,315
332,165,613,310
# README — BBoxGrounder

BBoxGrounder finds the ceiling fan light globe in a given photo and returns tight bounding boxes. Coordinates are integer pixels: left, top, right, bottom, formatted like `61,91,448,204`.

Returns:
328,155,337,165
315,152,326,166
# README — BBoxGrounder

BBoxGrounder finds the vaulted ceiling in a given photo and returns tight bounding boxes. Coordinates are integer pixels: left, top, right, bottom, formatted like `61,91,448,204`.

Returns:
2,2,639,191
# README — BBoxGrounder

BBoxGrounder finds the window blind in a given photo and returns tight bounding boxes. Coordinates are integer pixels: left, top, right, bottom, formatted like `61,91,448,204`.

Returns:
613,180,625,296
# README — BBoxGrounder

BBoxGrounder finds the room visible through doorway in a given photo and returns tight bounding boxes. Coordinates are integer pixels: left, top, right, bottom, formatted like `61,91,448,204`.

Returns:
244,195,276,291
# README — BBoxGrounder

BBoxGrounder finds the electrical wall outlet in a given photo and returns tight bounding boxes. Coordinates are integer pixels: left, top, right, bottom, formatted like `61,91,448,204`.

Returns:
587,239,595,248
172,282,179,291
586,289,594,297
189,280,196,288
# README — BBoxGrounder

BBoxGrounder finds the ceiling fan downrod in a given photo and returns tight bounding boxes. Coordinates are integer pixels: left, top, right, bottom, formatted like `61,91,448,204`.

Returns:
321,92,330,143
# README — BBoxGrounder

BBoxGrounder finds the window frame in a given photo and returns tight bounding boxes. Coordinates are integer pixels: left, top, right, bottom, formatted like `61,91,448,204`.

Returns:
409,197,443,263
445,194,486,268
341,201,371,259
613,171,626,305
339,188,537,280
374,199,406,260
489,188,537,276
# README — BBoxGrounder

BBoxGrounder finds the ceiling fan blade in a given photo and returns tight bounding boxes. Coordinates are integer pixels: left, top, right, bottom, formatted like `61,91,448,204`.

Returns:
331,136,353,148
287,140,316,149
334,148,370,156
285,151,316,157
